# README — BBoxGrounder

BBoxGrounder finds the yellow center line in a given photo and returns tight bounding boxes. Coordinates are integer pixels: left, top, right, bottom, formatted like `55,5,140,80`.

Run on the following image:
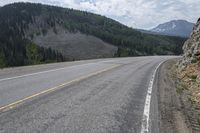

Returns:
0,64,120,112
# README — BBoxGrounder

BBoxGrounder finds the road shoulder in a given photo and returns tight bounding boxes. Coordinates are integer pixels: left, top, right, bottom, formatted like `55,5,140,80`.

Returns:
156,60,192,133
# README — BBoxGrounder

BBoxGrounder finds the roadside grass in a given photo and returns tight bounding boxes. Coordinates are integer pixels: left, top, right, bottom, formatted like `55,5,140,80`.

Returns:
191,59,197,64
175,60,200,130
188,97,196,105
198,114,200,126
176,83,188,94
191,75,197,82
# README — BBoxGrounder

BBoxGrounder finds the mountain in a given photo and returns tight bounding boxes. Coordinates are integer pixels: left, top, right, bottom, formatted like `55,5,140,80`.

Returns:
151,20,195,37
0,2,186,68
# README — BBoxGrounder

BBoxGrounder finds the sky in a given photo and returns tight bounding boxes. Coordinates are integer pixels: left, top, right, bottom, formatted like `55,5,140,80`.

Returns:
0,0,200,29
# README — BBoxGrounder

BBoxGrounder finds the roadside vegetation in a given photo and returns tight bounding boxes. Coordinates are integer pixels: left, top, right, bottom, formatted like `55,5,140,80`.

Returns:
176,83,187,94
198,114,200,126
176,62,200,131
191,75,198,81
0,40,64,68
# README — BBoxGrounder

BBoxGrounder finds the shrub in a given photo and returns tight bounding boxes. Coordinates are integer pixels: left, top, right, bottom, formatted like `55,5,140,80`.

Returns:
191,75,197,80
191,59,197,63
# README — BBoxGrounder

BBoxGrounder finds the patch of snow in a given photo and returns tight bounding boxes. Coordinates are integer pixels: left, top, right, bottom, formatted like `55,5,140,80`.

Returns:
172,22,176,29
153,28,166,32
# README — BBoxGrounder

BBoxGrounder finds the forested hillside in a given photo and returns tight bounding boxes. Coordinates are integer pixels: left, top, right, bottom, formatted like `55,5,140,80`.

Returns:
0,2,186,67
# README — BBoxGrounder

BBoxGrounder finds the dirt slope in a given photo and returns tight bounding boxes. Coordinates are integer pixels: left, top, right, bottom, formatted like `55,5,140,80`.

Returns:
26,26,117,60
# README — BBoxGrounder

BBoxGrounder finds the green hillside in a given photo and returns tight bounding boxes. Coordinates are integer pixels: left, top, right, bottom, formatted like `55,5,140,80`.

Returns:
0,2,186,67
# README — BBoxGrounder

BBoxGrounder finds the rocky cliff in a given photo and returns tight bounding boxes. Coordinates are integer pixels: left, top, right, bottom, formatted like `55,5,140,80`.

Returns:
179,18,200,68
178,18,200,102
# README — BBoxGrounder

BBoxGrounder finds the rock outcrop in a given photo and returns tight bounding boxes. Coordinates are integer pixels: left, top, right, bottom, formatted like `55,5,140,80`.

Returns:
178,18,200,102
179,18,200,69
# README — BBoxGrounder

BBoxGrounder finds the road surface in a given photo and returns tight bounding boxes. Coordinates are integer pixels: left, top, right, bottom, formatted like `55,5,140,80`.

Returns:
0,56,175,133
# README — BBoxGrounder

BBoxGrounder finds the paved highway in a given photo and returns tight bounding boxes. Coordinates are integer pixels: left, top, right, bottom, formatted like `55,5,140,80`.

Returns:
0,56,175,133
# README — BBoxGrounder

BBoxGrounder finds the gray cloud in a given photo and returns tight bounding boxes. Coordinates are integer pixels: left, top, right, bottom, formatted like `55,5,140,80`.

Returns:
0,0,199,29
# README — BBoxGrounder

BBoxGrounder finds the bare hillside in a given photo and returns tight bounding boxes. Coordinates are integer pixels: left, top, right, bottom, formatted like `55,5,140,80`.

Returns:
30,27,117,60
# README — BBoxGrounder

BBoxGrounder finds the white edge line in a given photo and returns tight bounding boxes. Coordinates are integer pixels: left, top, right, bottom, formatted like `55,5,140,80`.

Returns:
140,61,164,133
0,67,68,82
0,60,114,82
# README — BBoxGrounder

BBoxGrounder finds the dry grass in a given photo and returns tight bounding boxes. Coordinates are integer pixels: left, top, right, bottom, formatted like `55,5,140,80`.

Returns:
198,114,200,126
177,63,200,104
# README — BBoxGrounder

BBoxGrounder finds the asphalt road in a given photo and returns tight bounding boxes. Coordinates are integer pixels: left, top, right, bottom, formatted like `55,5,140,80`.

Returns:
0,56,175,133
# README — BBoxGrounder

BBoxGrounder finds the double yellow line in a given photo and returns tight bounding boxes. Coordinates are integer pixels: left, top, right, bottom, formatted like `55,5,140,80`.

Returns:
0,64,120,112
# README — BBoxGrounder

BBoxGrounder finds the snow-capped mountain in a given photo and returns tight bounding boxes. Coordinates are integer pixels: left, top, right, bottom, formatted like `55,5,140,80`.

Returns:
150,20,195,37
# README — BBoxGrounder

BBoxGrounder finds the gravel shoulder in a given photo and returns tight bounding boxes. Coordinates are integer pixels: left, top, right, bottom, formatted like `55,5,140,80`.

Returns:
157,60,192,133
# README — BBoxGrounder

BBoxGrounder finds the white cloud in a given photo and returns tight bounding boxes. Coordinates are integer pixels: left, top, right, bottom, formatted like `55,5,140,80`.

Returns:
0,0,200,29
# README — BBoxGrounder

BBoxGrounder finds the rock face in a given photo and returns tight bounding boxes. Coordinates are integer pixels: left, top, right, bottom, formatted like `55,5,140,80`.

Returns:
177,18,200,103
179,18,200,69
177,18,200,102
